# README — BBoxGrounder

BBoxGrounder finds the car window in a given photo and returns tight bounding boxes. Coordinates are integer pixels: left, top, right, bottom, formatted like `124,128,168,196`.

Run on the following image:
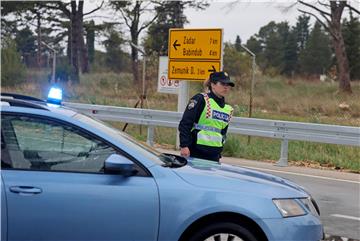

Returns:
74,113,165,165
1,115,118,173
1,132,12,168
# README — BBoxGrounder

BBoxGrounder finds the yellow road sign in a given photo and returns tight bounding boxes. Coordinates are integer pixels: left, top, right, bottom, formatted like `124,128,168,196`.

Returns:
169,29,222,60
168,60,221,81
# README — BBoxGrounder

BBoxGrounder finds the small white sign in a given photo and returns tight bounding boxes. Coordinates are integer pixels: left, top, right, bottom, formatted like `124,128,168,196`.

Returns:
158,56,179,94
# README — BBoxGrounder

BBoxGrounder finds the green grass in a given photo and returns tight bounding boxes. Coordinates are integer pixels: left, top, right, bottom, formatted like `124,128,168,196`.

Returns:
3,70,360,172
222,135,360,172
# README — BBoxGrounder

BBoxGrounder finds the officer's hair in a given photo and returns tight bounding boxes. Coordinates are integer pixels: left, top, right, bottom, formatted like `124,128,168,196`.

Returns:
204,78,213,92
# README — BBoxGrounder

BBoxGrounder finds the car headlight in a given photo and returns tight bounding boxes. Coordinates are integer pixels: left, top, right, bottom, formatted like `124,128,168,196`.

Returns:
299,197,320,216
273,199,306,218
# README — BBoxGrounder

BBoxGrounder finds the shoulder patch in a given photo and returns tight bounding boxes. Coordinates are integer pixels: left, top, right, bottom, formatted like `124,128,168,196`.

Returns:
187,99,198,110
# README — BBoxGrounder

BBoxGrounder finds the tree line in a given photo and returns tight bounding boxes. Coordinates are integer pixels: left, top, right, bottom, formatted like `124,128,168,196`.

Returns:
1,1,359,94
1,1,206,90
245,12,360,81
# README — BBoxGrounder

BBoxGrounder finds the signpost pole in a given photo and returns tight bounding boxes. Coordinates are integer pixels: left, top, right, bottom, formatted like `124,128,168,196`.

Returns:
241,44,256,144
127,42,147,135
41,41,56,83
141,53,146,108
129,42,146,106
240,44,256,119
176,80,189,149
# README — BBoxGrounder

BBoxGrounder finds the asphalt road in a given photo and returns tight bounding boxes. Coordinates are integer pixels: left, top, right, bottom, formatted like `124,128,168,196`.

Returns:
221,156,360,240
264,171,359,239
158,148,360,239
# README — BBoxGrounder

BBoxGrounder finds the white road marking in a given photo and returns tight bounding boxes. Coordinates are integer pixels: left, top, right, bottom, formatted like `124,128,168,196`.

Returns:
239,165,360,184
331,214,360,221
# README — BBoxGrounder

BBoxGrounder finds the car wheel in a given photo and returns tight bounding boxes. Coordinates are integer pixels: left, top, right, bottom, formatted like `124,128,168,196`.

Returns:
189,222,259,241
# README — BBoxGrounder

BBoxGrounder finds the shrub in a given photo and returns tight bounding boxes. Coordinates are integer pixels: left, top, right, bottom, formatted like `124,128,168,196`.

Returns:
223,42,252,79
55,57,72,82
1,38,26,86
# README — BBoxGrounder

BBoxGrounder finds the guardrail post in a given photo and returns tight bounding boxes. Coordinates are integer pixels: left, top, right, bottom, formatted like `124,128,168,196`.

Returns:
276,139,288,167
147,126,155,146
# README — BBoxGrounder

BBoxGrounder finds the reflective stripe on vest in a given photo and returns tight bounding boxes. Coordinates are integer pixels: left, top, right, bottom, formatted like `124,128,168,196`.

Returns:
193,123,222,133
196,93,233,147
197,133,223,145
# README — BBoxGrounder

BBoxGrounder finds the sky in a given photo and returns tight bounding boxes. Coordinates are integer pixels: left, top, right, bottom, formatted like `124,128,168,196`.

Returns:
184,1,300,44
84,0,302,50
84,0,359,50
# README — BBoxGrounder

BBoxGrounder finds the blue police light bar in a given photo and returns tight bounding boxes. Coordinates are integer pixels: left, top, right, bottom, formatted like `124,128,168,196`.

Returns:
47,86,63,105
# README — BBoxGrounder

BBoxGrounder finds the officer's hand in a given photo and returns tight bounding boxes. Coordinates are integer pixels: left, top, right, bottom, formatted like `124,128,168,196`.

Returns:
180,147,190,157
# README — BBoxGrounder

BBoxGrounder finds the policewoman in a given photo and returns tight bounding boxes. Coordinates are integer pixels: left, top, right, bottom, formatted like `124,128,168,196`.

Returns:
178,71,234,162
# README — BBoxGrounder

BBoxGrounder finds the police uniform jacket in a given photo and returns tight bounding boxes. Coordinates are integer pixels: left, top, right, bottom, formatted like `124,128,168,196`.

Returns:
178,90,229,161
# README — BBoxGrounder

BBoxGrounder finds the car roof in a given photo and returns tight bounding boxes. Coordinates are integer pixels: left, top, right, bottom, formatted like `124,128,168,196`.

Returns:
0,92,77,117
1,92,161,168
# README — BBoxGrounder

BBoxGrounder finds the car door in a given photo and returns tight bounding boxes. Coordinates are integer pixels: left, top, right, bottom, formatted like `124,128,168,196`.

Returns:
1,132,10,241
1,175,7,241
1,113,159,241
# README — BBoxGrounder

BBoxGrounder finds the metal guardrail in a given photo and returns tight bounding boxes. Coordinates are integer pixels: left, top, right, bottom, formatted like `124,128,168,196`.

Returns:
64,102,360,166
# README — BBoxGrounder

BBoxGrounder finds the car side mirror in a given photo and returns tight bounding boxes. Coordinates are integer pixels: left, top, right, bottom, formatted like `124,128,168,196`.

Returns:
104,154,137,177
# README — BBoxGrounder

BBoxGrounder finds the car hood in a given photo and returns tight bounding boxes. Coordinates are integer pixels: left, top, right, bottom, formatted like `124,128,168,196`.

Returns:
172,158,309,199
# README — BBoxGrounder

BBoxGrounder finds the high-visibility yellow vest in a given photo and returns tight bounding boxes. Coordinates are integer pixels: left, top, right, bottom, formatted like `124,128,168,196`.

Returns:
193,93,233,147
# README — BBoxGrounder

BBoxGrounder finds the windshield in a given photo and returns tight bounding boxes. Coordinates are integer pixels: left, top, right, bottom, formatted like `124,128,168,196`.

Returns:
73,113,166,165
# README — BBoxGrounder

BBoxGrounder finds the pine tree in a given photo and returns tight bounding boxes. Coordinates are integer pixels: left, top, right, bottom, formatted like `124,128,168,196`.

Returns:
1,38,27,86
342,11,360,80
144,1,208,56
293,14,310,73
144,1,187,55
245,36,263,69
223,42,251,78
259,21,290,74
298,0,358,93
235,35,242,52
14,27,36,66
257,21,278,71
294,14,310,52
283,29,298,76
245,36,262,55
277,22,291,74
103,29,127,73
299,21,332,75
85,20,96,64
1,1,104,82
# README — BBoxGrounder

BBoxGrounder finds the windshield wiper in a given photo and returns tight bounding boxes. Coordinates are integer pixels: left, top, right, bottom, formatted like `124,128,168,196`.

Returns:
160,153,187,168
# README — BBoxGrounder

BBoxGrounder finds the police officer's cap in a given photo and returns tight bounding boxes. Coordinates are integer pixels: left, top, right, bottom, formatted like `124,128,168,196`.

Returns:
209,71,235,87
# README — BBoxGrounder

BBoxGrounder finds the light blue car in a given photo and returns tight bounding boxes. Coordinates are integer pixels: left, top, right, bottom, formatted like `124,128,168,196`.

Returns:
1,93,323,241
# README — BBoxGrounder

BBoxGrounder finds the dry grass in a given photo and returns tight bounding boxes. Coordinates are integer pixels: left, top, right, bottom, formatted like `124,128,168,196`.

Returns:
227,75,360,126
6,71,358,126
3,70,359,171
